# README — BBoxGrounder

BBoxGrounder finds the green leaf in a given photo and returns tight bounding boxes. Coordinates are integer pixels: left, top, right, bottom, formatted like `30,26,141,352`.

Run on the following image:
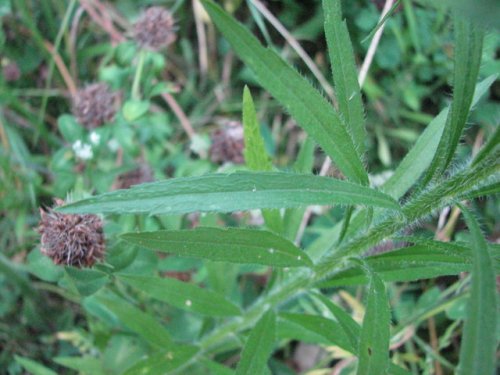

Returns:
242,86,283,234
14,356,58,375
323,0,365,155
123,346,199,375
319,242,475,287
117,274,241,317
357,270,390,375
457,206,497,375
277,312,353,352
121,227,312,268
471,122,500,167
460,181,500,200
202,359,236,375
243,86,272,171
53,357,104,375
313,292,361,351
122,100,150,122
201,0,368,185
57,115,85,143
236,310,275,375
26,248,64,282
383,74,497,199
58,171,399,215
97,295,174,349
64,267,109,296
423,13,484,184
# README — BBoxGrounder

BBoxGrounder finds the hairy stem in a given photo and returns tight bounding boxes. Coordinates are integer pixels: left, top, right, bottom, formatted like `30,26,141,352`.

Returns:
177,151,499,371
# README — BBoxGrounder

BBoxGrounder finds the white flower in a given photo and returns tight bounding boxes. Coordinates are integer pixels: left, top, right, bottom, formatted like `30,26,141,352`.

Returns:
89,131,101,145
72,140,93,160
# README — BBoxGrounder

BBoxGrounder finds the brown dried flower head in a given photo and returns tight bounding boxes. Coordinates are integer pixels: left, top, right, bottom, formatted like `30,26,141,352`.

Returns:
38,199,105,268
72,83,118,129
2,62,21,82
209,120,245,165
112,164,154,190
133,7,176,51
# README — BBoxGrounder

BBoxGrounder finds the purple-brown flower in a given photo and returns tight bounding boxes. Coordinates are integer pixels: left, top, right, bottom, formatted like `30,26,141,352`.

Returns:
133,7,176,51
72,83,118,129
210,121,245,164
38,199,105,268
112,164,154,190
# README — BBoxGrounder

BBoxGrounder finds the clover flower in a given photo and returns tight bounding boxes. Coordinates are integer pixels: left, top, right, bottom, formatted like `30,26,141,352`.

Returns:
209,121,245,164
133,7,176,51
38,199,105,267
72,83,118,129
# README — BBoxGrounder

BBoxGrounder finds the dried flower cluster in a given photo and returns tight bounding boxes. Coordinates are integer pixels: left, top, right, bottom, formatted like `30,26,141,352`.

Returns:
72,83,118,129
2,62,21,82
209,121,245,164
133,7,176,51
38,199,105,267
112,164,154,190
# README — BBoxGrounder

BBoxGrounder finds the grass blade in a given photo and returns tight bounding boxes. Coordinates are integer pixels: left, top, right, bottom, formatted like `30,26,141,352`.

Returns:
323,0,365,155
357,270,390,375
201,0,368,185
457,206,497,375
121,227,312,267
236,310,275,375
58,172,400,215
117,274,241,317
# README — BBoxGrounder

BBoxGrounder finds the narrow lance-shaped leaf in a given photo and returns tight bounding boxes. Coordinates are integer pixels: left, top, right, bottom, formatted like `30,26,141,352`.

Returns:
58,172,400,215
457,206,497,375
243,86,272,171
381,74,497,199
243,86,283,234
277,312,353,352
124,346,199,375
460,181,500,200
422,13,484,184
471,121,500,167
236,310,276,375
97,295,174,349
312,293,412,375
318,242,482,287
313,292,361,350
323,0,365,156
201,0,368,185
121,227,313,268
357,269,390,375
14,356,58,375
117,274,241,317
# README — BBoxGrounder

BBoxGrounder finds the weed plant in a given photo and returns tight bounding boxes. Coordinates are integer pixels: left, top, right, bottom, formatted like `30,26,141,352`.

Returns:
0,0,498,374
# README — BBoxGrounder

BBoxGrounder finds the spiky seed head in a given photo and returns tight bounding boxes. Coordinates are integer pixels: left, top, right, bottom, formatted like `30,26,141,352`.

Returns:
133,7,176,51
112,164,154,190
72,83,118,129
38,199,105,268
209,120,245,164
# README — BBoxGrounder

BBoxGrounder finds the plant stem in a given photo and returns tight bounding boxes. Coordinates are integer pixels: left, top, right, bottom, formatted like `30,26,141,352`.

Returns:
176,151,499,372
